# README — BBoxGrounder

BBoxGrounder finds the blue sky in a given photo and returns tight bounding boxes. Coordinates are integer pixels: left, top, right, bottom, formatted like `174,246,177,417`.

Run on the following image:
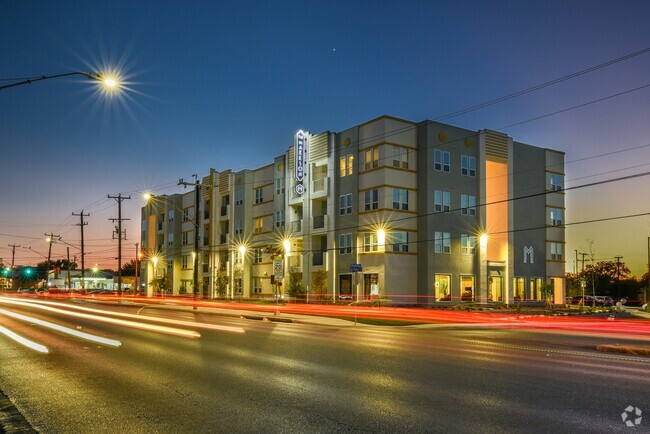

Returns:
1,0,649,275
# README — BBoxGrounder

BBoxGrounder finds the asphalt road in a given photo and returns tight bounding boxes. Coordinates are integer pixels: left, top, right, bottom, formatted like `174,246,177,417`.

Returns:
0,300,648,433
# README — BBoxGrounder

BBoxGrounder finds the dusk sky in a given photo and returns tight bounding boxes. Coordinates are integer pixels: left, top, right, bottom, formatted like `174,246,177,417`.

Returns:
1,1,649,276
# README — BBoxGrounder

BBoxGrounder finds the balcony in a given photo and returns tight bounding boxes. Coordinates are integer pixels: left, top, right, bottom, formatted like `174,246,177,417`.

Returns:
220,205,229,219
312,251,324,266
311,177,329,198
291,220,302,234
220,234,228,244
203,264,209,273
312,215,327,231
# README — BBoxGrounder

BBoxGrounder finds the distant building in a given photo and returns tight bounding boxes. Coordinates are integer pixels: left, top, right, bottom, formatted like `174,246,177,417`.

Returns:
140,115,565,304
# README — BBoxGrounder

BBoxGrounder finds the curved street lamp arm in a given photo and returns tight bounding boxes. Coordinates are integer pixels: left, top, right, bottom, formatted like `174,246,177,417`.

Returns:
0,71,99,91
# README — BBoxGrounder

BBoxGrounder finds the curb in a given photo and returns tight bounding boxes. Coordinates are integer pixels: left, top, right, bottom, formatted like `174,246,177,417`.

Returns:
596,344,650,357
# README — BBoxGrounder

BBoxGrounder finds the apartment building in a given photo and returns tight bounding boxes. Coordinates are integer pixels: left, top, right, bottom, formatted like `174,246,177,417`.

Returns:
141,115,565,304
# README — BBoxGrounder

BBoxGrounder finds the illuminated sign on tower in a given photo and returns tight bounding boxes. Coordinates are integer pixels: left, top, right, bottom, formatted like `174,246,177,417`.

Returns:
294,130,307,195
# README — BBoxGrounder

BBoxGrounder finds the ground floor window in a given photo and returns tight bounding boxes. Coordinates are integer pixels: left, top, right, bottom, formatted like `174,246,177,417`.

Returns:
252,277,262,294
530,277,543,300
235,278,242,294
514,277,525,301
339,274,352,298
364,273,379,298
434,274,451,301
489,276,503,302
460,275,475,302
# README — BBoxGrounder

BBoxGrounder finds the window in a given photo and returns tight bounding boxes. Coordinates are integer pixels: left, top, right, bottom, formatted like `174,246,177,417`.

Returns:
252,277,262,294
549,208,563,226
234,219,243,235
391,145,409,169
363,146,379,171
435,274,451,301
167,233,174,246
461,155,476,177
460,234,476,255
530,278,543,301
364,189,378,211
434,190,450,213
460,276,475,302
182,231,191,245
255,187,263,204
339,233,352,255
181,255,189,269
549,173,563,192
340,155,354,177
461,194,477,216
182,208,190,222
275,178,285,195
254,217,263,234
168,210,174,222
391,231,408,252
235,190,243,206
339,193,352,215
514,277,526,301
275,210,285,228
363,233,378,252
434,232,451,254
434,150,450,172
550,242,563,260
254,248,263,264
168,259,173,269
392,189,408,210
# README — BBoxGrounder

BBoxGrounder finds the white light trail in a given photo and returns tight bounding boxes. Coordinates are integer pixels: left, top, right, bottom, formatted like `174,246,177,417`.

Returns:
5,297,245,334
0,298,200,339
0,324,49,353
0,309,121,347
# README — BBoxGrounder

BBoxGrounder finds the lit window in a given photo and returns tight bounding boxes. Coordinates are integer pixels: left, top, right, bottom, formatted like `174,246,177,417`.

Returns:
254,218,263,234
363,146,379,171
434,150,450,172
435,274,451,301
461,276,475,302
434,190,450,213
340,155,354,177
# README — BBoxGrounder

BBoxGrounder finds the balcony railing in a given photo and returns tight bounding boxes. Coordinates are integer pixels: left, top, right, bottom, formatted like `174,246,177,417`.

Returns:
313,215,326,230
311,177,328,196
291,220,302,233
220,205,228,217
312,251,324,266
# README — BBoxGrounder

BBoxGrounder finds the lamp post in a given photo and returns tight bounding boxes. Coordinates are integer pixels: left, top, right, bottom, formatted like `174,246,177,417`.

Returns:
283,239,291,300
0,71,120,92
479,233,488,304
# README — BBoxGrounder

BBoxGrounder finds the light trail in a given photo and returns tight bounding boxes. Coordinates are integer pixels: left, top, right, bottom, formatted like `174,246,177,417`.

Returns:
10,298,245,334
0,324,49,353
0,308,121,347
0,298,200,339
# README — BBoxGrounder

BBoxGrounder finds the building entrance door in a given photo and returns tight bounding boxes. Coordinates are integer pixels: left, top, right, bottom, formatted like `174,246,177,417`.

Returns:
363,273,378,299
489,276,503,302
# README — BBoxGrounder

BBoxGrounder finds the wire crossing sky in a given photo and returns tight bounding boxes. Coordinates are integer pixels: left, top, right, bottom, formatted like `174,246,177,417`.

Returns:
1,1,649,275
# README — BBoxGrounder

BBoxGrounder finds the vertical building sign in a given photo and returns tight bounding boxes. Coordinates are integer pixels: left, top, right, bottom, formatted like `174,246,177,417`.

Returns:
294,130,307,195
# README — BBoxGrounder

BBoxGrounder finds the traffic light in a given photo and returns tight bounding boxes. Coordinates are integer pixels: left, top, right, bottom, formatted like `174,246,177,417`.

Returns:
2,268,9,277
23,267,33,277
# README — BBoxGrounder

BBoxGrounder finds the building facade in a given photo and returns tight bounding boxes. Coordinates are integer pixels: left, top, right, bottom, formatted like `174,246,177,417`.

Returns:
141,115,566,304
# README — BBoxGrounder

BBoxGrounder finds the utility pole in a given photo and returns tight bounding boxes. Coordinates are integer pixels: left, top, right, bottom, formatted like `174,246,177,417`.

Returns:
108,194,131,296
578,253,588,273
44,233,60,289
8,244,19,290
135,242,140,294
179,176,201,309
66,247,71,289
72,211,89,290
614,255,623,300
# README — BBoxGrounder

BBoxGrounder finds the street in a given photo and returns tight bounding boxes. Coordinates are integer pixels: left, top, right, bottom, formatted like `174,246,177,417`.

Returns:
0,298,648,433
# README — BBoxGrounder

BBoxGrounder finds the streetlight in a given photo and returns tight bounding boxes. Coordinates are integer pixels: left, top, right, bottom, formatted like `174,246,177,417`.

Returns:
0,71,121,93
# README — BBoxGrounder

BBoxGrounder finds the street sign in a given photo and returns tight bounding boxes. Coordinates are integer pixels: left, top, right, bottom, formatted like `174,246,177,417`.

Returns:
350,263,362,273
273,260,283,279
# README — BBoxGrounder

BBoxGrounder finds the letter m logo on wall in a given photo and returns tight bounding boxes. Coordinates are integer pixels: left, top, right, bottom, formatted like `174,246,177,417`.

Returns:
523,246,534,264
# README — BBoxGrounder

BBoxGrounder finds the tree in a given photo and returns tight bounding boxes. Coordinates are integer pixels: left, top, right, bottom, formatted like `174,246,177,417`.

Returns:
120,259,137,277
287,268,304,298
214,265,228,298
311,269,327,295
150,275,170,295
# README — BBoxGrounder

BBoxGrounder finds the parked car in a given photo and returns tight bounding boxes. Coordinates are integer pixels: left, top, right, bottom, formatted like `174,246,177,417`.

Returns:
570,295,599,305
595,296,614,306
